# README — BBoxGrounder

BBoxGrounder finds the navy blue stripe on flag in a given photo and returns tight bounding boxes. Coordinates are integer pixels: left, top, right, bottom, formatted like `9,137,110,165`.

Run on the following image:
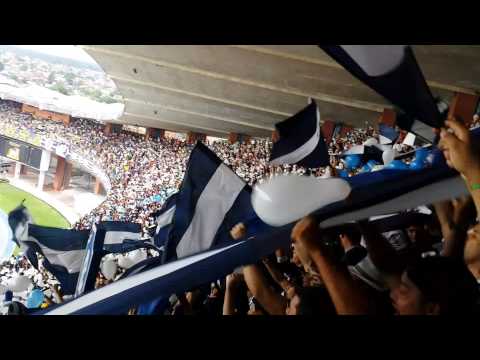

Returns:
74,225,107,296
153,194,177,248
164,142,222,261
42,257,80,295
270,101,329,168
320,46,443,130
21,225,90,295
41,225,292,315
28,225,90,251
314,165,460,228
379,123,399,143
163,141,247,262
284,128,479,229
99,221,143,253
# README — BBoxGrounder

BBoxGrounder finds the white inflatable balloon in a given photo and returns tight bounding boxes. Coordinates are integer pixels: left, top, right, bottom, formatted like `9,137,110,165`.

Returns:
8,275,32,292
382,149,397,166
101,259,118,280
128,249,147,265
363,138,378,146
252,175,352,227
117,255,134,269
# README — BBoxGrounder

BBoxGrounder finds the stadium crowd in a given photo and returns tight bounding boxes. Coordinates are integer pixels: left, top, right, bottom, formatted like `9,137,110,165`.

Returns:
126,116,480,316
0,99,360,237
1,98,480,315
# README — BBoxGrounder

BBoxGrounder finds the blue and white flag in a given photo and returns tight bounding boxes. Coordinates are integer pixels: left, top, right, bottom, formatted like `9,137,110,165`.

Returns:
379,123,400,145
18,224,91,295
163,142,259,263
152,194,177,248
270,101,329,168
74,221,146,297
7,203,32,246
99,221,145,254
40,224,292,315
320,46,444,141
315,143,475,229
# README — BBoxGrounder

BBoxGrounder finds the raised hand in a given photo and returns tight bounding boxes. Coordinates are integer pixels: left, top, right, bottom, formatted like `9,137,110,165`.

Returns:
439,117,480,182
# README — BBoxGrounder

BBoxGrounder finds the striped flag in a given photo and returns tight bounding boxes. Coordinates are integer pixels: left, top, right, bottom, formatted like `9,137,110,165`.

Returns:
99,221,145,253
270,101,329,168
7,203,32,246
74,221,145,296
379,123,399,145
162,142,259,262
40,224,292,315
315,145,473,229
319,46,444,138
13,223,91,295
152,194,177,248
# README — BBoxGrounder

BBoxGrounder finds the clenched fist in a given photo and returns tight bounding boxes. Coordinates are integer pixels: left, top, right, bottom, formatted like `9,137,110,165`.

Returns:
230,222,247,240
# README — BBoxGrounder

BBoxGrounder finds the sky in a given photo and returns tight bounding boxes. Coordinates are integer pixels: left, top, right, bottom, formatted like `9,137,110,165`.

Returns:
13,45,97,64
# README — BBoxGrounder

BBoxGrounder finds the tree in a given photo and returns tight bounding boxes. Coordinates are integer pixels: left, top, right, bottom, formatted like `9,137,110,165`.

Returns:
20,64,28,71
64,72,75,85
98,95,118,104
48,72,55,83
49,82,69,96
0,62,4,72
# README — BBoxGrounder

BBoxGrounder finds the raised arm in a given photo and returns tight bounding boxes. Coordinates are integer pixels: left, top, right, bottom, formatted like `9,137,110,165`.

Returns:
433,198,471,259
242,263,287,315
439,117,480,216
262,257,294,293
223,273,243,315
292,217,370,315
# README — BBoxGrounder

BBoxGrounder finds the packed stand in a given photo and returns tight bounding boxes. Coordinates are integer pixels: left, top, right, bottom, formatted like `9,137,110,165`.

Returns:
2,98,480,315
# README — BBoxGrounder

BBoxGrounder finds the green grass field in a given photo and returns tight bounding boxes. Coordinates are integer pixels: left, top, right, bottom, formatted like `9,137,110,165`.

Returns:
0,182,70,229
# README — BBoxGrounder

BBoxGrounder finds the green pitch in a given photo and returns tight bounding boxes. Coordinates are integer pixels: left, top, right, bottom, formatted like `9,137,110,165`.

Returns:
0,182,70,229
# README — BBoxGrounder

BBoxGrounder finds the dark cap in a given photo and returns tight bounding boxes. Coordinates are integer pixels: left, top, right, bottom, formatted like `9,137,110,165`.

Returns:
406,256,479,314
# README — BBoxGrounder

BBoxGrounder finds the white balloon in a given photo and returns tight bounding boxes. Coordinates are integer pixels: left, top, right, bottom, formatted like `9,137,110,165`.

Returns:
8,275,31,292
101,259,118,280
117,255,134,269
382,149,396,166
128,249,147,265
363,138,378,146
252,175,351,227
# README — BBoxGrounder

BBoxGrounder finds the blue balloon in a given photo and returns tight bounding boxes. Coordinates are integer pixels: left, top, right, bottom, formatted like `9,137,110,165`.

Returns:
344,155,362,170
366,160,379,170
409,160,425,170
385,160,409,170
360,164,371,173
338,170,350,178
414,148,429,163
427,149,446,167
26,289,44,309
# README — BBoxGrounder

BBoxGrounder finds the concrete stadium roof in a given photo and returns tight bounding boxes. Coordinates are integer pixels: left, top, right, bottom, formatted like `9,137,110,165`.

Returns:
81,45,480,138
